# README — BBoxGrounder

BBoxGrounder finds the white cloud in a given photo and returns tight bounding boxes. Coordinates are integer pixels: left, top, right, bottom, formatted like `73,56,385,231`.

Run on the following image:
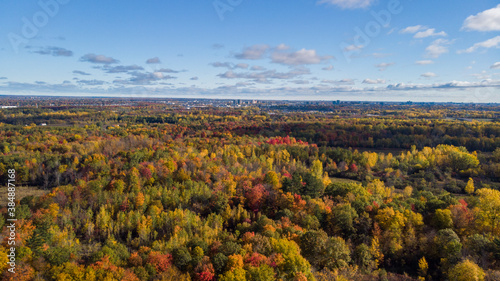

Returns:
462,4,500,31
400,25,426,34
251,66,266,71
146,57,161,64
343,44,364,52
152,72,167,79
276,44,290,51
80,54,119,64
491,62,500,69
235,63,249,69
318,0,376,9
211,62,232,68
33,46,73,57
470,71,490,80
375,62,395,71
425,39,452,58
105,65,144,73
114,71,175,85
321,79,354,85
386,79,500,91
77,79,106,86
363,79,386,84
156,68,180,73
414,28,447,39
217,67,310,83
458,36,500,53
400,26,446,38
421,72,437,78
234,44,333,66
415,60,434,65
322,65,334,71
73,70,91,76
271,48,333,65
210,62,251,70
235,45,270,60
292,80,310,85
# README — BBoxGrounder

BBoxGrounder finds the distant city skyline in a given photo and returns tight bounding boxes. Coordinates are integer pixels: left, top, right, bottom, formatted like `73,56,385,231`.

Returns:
1,0,499,102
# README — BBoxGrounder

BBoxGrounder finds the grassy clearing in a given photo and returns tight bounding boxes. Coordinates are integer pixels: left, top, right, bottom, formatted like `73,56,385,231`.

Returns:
0,185,48,206
330,177,362,184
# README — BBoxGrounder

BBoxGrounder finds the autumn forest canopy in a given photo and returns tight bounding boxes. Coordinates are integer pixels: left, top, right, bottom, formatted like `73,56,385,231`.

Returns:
1,98,500,281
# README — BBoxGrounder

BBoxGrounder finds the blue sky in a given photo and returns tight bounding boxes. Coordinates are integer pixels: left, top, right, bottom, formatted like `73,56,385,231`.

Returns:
0,0,499,102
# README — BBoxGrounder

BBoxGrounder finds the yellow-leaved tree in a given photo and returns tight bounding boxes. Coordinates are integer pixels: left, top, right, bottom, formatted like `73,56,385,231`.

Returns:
476,188,500,235
418,256,428,278
465,178,475,194
448,260,485,281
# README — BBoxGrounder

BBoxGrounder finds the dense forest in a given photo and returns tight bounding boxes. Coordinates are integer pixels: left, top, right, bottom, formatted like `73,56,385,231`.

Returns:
1,101,500,280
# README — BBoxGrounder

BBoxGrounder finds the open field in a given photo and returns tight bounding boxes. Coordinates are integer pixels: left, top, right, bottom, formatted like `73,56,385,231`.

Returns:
0,186,49,207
